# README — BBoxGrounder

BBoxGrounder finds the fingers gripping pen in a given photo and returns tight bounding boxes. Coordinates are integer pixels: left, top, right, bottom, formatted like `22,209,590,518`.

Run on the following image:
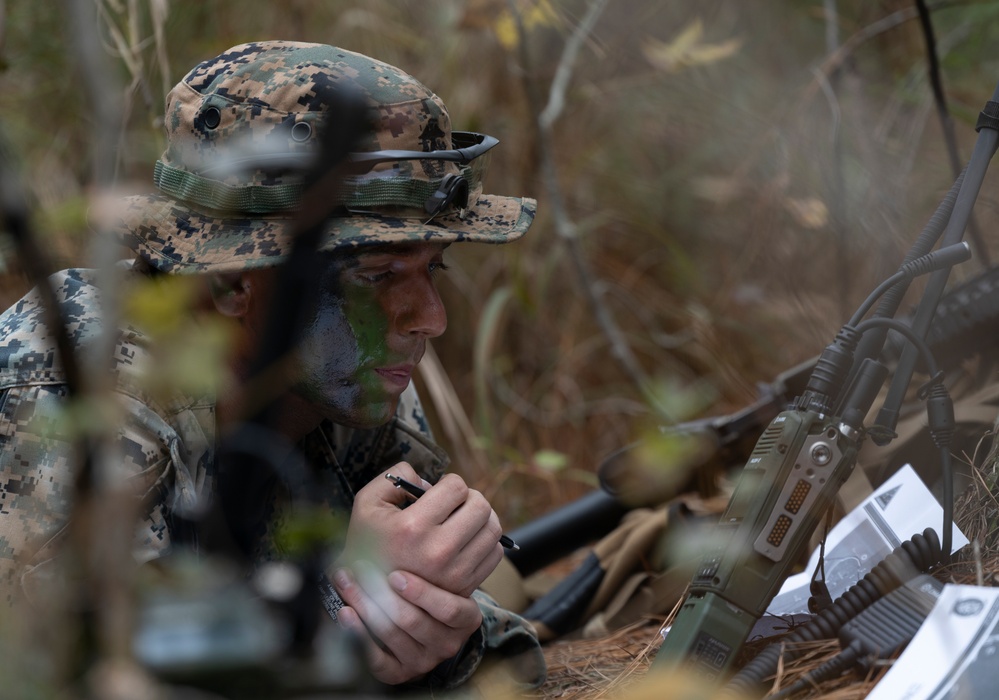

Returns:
385,474,520,551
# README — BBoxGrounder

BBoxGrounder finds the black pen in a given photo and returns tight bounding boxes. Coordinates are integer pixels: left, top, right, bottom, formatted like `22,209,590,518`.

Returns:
385,473,520,551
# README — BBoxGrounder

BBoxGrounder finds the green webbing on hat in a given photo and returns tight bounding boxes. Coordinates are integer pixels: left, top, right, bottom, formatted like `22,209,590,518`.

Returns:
345,176,458,209
154,160,482,215
154,160,303,214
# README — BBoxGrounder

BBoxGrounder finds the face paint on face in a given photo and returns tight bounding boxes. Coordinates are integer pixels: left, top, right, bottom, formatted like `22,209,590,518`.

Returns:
292,242,448,429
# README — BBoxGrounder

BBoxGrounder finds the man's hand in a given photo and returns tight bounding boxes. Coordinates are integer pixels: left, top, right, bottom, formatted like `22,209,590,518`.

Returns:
339,464,504,597
333,565,482,686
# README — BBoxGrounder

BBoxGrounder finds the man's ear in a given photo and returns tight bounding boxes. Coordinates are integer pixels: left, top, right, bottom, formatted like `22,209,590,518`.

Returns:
207,272,252,318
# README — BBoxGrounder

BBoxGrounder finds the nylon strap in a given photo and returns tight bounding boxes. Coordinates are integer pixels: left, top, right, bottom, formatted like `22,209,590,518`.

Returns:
154,159,481,215
975,100,999,133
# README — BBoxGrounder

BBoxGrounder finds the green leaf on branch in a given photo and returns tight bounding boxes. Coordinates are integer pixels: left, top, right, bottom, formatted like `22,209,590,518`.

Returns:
533,449,568,472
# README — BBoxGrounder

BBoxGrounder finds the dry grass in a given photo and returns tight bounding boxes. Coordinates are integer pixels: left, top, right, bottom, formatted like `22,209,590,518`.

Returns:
532,614,880,699
534,618,663,699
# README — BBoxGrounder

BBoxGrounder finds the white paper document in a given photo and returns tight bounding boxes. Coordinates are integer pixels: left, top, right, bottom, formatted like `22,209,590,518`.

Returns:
866,584,999,700
766,464,968,616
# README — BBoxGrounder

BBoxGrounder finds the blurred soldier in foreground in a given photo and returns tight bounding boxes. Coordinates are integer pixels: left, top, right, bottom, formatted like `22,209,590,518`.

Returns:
0,41,544,690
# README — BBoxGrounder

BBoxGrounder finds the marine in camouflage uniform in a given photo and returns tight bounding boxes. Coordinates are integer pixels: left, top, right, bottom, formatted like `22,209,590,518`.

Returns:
0,41,543,689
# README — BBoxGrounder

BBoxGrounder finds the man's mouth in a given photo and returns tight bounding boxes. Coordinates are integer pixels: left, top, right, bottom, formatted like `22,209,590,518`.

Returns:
374,364,415,388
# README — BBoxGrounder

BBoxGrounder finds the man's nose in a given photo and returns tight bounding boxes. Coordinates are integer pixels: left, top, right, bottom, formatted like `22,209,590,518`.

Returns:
396,277,447,338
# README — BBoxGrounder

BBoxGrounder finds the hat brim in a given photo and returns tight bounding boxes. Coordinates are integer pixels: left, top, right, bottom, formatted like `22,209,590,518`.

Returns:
114,192,535,274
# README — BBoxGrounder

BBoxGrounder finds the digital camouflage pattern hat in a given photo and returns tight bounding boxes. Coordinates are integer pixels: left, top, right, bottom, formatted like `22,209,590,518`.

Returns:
116,41,535,274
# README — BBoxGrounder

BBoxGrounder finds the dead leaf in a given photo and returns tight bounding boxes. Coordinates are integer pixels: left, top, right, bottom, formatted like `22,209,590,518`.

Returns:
690,175,746,204
643,18,742,73
491,0,560,50
784,196,829,229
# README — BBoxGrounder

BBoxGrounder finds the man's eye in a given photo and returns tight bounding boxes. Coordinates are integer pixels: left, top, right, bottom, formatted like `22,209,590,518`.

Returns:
358,269,392,283
429,261,449,277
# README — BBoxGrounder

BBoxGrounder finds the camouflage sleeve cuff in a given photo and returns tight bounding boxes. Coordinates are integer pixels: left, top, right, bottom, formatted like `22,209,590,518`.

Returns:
317,574,345,623
423,589,547,690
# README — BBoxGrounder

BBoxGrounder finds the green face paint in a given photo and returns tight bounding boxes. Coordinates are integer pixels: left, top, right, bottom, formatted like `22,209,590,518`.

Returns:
292,243,447,429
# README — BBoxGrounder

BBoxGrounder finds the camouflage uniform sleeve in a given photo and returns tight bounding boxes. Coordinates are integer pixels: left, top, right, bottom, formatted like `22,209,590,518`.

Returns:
0,384,76,603
424,589,546,690
0,384,192,603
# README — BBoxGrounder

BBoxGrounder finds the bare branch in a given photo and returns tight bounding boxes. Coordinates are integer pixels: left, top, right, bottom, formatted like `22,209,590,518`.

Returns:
539,0,608,130
508,0,665,417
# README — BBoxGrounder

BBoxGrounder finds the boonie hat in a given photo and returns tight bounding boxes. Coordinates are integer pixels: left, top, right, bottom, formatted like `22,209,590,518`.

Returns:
116,41,535,274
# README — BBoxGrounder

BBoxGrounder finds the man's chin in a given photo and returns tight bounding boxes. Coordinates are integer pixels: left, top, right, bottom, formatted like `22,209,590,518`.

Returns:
323,396,400,430
286,382,400,431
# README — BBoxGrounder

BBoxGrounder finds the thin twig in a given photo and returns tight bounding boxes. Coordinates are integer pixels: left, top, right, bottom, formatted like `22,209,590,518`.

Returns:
824,0,839,55
417,343,490,482
0,0,7,58
509,0,664,417
727,2,953,190
537,0,605,131
65,0,143,692
149,0,171,100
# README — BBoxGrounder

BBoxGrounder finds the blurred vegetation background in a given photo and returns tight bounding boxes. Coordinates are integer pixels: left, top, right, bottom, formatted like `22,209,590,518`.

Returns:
3,0,999,530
